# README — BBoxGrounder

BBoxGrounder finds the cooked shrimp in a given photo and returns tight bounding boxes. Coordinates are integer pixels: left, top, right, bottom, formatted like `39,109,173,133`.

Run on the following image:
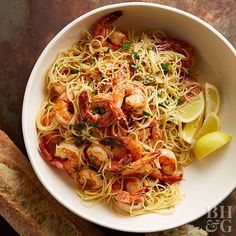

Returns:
101,136,143,161
39,141,64,169
86,143,109,168
94,11,127,50
158,148,177,175
78,91,117,127
108,31,127,50
121,151,161,175
138,120,163,148
112,177,149,211
156,38,195,68
161,170,183,183
109,154,133,172
150,149,183,184
77,167,103,190
39,141,82,181
55,143,82,180
55,92,74,127
120,149,182,184
149,120,163,142
126,148,176,178
112,82,147,118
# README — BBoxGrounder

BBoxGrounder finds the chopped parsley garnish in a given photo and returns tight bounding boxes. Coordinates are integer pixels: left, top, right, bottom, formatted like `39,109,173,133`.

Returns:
74,136,84,146
159,124,164,129
131,51,140,59
77,122,86,130
122,41,132,50
161,63,170,75
143,111,151,117
132,63,139,72
177,98,184,105
88,156,96,162
92,106,106,115
102,138,121,147
88,165,98,171
71,69,79,74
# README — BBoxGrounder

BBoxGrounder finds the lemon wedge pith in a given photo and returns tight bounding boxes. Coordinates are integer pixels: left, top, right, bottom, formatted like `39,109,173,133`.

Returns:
178,91,205,123
194,131,232,160
182,115,203,144
197,112,221,138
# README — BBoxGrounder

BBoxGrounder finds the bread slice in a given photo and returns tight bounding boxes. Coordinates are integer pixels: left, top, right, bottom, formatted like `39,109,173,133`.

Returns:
0,130,104,236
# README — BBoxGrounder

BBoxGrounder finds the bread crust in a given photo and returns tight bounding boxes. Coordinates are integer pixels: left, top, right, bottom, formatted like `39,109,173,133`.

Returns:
0,130,104,236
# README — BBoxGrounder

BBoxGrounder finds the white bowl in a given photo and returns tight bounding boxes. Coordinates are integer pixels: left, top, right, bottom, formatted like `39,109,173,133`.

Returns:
22,2,236,233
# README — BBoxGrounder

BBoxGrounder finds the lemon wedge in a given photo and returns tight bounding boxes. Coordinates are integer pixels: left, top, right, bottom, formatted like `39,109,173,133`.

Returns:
197,112,221,138
182,115,203,144
178,91,205,123
205,82,220,115
194,131,232,160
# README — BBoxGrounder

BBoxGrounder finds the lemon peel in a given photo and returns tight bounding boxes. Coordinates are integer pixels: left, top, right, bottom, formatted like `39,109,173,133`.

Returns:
178,92,205,123
197,112,221,138
182,115,203,144
194,131,232,160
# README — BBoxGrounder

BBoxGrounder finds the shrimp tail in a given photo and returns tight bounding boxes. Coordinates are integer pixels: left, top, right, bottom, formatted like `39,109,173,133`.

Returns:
101,11,123,26
129,186,151,202
39,143,64,169
109,154,132,172
121,151,161,176
94,11,123,37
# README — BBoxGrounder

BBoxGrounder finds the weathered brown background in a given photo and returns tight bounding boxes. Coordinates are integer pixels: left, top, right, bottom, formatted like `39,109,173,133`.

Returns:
0,0,235,235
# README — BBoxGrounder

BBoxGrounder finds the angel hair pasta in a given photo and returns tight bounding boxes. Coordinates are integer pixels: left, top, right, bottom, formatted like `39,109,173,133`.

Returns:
36,11,204,216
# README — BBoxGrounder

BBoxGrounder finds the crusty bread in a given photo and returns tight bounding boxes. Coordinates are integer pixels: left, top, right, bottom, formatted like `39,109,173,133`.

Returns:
0,130,104,236
145,224,208,236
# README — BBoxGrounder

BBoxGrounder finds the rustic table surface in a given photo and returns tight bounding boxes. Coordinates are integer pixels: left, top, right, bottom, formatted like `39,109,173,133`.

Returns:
0,0,235,235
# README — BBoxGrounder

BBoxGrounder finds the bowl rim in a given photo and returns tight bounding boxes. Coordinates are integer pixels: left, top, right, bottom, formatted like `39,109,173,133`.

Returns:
22,2,236,233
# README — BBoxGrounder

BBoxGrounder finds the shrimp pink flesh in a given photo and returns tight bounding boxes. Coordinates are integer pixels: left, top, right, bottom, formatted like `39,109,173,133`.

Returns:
93,11,127,50
78,91,117,127
55,93,74,127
